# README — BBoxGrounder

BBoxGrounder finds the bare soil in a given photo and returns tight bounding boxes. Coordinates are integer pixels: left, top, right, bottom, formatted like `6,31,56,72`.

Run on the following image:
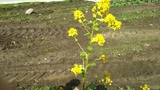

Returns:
0,1,160,90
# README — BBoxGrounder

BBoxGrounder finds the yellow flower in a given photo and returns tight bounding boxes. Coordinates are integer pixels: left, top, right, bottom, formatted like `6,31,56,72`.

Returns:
114,20,122,30
71,64,82,76
92,6,96,13
101,79,104,82
140,84,150,90
105,14,116,27
97,11,103,17
74,10,84,20
92,13,97,18
101,54,106,63
106,77,113,86
104,71,113,86
110,20,122,30
104,71,110,79
92,0,110,18
92,34,105,46
91,37,98,42
96,34,105,46
68,28,78,37
59,86,64,90
74,10,85,23
105,14,122,30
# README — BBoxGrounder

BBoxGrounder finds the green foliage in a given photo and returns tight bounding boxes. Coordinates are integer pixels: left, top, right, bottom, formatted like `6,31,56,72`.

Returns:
80,51,88,59
0,2,40,10
111,0,160,7
86,83,96,90
116,9,160,21
89,62,97,66
64,0,83,3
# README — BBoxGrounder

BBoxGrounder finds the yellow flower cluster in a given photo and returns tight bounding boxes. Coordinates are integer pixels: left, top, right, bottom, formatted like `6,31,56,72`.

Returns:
74,10,86,23
92,34,105,46
71,64,82,76
104,72,113,86
101,54,107,63
105,14,122,30
92,0,110,18
68,28,78,37
106,77,112,86
140,84,150,90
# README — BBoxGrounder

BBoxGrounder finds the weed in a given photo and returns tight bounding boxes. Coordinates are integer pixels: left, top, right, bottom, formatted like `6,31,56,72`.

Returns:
111,0,160,7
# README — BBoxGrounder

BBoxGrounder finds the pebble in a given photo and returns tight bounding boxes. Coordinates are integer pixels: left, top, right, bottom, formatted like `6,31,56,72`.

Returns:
73,87,79,90
25,8,34,15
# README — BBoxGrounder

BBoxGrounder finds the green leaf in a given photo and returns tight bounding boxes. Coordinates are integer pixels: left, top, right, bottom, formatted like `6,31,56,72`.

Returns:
82,69,85,78
86,83,96,90
87,46,93,51
80,52,88,59
92,20,99,31
90,63,96,66
94,27,99,31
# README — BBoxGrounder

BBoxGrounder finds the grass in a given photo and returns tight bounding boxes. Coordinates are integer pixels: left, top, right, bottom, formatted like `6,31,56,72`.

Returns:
111,0,160,7
116,9,160,21
0,0,159,23
0,2,40,10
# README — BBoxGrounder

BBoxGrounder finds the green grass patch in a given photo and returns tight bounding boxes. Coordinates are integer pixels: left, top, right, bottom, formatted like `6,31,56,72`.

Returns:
116,9,160,21
111,0,160,7
0,2,40,10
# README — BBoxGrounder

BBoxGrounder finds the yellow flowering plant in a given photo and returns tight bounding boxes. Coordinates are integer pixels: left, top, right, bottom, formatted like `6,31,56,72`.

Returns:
140,84,150,90
68,0,121,89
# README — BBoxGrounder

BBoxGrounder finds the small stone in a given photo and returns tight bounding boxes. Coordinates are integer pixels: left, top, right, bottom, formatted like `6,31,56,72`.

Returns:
25,8,34,15
73,87,79,90
149,24,153,26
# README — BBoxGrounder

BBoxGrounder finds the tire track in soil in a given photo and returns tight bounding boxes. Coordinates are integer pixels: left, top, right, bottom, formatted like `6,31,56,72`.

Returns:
1,60,160,89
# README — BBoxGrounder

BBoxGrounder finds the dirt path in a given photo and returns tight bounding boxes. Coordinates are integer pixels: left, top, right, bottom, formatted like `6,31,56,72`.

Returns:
0,1,160,90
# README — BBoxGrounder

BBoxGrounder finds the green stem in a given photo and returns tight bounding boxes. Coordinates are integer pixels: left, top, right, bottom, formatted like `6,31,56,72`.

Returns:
74,37,85,52
91,58,101,64
82,76,86,90
73,37,86,90
82,22,90,34
82,19,96,90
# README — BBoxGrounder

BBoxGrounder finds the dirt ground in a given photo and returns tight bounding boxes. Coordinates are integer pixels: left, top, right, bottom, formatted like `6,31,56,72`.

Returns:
0,1,160,90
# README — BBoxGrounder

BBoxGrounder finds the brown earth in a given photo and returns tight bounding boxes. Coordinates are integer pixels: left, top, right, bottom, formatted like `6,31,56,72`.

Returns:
0,1,160,90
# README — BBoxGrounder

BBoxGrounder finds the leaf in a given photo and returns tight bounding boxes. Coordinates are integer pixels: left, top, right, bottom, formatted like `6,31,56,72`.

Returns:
90,63,96,66
87,46,93,51
80,52,88,59
82,69,85,78
94,27,99,31
86,83,96,90
92,21,99,31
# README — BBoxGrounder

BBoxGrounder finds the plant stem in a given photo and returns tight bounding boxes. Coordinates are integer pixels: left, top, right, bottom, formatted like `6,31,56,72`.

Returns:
82,76,86,90
74,37,85,52
91,58,100,63
82,20,96,90
82,22,90,34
